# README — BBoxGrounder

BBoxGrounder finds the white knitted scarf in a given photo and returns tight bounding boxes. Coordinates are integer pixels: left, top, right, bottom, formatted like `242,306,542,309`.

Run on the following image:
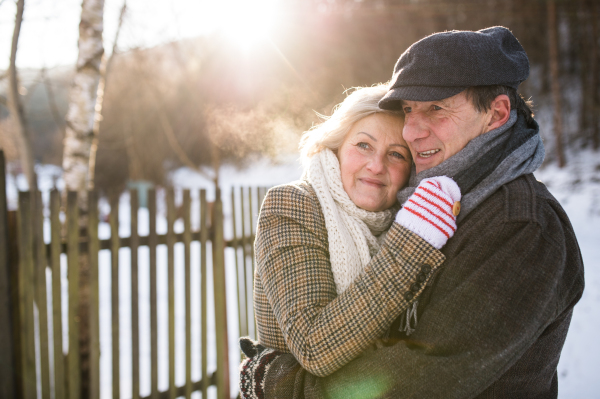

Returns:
304,149,397,294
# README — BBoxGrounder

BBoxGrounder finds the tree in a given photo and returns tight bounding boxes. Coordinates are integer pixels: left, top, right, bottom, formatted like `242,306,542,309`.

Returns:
547,0,566,167
7,0,37,191
61,1,105,398
62,0,105,203
590,0,599,150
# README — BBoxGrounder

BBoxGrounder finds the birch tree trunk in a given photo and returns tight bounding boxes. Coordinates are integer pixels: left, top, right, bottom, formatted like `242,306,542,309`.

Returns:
547,0,566,167
61,1,104,398
7,0,37,191
62,0,105,206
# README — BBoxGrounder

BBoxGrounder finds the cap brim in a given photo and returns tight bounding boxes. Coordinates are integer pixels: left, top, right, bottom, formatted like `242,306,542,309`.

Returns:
378,86,467,109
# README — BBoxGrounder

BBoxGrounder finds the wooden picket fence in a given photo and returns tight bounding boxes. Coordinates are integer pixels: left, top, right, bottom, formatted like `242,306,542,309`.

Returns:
0,151,268,399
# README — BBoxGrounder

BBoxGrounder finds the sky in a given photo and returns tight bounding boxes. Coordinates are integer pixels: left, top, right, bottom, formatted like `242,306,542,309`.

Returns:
0,0,281,71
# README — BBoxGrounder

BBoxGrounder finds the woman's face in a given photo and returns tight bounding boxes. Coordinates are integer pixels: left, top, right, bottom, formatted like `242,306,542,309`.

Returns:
337,113,412,212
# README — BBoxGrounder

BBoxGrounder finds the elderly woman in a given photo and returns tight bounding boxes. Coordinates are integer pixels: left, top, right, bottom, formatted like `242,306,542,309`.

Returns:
239,84,461,398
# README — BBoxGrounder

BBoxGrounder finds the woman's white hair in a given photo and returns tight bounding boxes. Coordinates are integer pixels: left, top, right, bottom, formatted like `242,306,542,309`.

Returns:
299,83,404,167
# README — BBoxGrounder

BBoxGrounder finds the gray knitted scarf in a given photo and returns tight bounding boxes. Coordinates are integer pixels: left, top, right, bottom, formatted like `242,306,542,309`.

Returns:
397,110,545,222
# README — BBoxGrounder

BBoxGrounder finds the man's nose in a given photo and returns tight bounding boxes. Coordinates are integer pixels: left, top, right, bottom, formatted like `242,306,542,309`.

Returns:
402,114,429,143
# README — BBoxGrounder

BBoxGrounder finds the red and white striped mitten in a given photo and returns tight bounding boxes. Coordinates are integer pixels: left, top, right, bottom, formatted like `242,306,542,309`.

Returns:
395,176,461,249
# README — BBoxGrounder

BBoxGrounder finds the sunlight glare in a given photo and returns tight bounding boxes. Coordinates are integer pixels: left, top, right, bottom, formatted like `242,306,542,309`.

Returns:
214,0,279,51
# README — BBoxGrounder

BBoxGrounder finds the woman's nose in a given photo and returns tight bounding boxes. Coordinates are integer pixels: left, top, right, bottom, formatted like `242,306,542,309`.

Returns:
366,155,385,174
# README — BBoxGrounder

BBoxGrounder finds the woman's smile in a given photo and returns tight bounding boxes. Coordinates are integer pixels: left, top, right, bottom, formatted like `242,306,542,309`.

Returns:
358,177,386,188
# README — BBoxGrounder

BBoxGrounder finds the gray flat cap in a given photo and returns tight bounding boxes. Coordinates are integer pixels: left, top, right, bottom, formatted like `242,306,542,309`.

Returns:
379,26,529,109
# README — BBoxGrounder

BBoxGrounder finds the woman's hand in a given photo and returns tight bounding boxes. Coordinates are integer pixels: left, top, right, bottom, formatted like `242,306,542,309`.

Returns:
395,176,461,249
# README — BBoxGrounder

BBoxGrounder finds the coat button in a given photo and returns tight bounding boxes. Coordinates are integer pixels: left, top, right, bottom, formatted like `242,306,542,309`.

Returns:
416,272,427,283
404,291,414,301
421,264,432,274
410,282,421,292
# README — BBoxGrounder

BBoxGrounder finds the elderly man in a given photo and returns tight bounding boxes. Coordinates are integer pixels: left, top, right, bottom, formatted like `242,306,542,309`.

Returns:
242,27,585,398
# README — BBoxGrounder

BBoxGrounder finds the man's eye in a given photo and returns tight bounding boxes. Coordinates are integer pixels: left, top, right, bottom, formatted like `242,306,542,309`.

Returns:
433,105,442,111
403,107,412,113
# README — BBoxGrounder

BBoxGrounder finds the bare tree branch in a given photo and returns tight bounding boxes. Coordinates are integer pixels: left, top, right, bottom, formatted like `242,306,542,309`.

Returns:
7,0,37,191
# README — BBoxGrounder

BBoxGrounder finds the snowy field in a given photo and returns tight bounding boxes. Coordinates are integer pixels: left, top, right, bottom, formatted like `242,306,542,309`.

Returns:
6,150,600,398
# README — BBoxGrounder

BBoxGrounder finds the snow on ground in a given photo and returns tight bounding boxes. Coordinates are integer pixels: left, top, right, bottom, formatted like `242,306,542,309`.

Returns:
534,149,600,399
6,149,599,398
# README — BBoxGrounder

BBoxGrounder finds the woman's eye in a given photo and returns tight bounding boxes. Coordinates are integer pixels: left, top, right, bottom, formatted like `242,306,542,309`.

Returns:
390,151,405,160
357,142,370,150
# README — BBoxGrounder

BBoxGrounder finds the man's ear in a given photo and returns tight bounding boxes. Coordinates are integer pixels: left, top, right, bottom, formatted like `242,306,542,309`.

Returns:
486,94,511,132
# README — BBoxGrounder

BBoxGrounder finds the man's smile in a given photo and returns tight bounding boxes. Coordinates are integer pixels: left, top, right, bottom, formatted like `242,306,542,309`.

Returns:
417,149,441,158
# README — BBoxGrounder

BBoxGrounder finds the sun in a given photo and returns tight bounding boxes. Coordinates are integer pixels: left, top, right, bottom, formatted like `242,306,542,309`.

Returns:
215,0,279,51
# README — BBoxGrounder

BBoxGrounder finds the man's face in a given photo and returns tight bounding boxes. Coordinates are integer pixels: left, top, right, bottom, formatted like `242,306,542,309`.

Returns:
401,91,493,174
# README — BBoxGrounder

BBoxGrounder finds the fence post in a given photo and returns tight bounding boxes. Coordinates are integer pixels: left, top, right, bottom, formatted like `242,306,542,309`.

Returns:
166,189,176,399
212,188,230,399
148,189,158,399
199,190,208,398
110,195,120,399
66,191,81,399
183,190,192,399
88,191,100,399
49,190,65,399
34,191,50,399
231,188,246,350
0,150,17,399
17,191,36,399
130,190,140,399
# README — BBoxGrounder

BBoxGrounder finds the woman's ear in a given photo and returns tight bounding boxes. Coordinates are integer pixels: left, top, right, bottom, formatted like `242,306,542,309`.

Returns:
486,94,511,132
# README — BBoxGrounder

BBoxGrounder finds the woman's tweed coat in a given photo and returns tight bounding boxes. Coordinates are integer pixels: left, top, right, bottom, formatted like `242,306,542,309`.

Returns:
253,180,445,377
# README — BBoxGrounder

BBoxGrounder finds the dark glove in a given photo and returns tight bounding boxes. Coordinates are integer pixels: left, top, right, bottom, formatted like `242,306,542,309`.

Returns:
239,337,284,399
